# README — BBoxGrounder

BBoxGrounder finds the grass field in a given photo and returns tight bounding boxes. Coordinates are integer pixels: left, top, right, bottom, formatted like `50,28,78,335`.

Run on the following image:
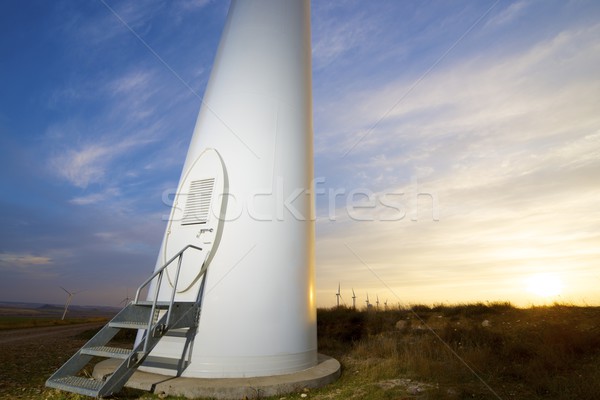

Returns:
315,303,600,399
0,316,108,331
4,303,600,399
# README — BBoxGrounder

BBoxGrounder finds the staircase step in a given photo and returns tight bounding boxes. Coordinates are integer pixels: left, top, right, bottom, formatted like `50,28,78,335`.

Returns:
45,244,207,398
47,375,102,397
134,300,172,308
164,328,191,338
143,355,190,370
134,300,196,308
109,321,148,330
82,346,131,359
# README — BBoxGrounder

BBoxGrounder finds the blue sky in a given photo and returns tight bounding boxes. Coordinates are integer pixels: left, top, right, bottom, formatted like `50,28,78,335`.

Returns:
1,0,599,307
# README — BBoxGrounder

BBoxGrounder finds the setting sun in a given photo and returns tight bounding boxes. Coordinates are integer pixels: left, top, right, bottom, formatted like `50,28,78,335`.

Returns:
526,273,563,298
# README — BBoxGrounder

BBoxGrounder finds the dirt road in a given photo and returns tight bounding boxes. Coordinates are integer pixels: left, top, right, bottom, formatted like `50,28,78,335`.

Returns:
0,322,107,399
0,322,104,345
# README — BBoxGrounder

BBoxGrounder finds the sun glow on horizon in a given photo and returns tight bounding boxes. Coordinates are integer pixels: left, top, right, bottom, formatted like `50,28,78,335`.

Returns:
526,273,563,298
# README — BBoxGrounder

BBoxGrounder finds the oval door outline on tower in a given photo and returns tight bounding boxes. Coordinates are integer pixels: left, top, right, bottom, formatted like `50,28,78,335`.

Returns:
164,148,228,294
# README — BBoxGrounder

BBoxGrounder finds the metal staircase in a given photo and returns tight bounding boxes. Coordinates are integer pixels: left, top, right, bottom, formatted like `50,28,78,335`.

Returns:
46,245,205,398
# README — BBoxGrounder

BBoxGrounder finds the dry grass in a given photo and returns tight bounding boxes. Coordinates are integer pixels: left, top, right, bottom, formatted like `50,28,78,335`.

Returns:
2,304,599,399
311,303,600,400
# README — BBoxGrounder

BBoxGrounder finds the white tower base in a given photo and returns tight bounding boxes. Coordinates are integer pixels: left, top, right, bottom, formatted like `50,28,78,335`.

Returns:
138,0,323,380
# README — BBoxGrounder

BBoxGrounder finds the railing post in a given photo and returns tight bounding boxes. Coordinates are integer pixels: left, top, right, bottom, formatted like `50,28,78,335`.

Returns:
144,271,163,354
166,254,184,327
132,245,203,355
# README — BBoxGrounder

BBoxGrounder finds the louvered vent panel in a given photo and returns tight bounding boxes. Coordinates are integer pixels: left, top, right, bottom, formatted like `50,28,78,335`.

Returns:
181,178,215,225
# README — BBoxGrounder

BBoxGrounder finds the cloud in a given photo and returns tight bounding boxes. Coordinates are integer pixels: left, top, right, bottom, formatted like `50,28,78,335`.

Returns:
312,14,373,69
311,1,390,70
50,143,113,188
48,127,163,188
484,1,528,29
108,70,154,94
314,21,600,306
0,253,53,267
317,22,600,161
70,187,120,205
178,0,213,11
46,68,169,189
106,70,162,121
75,1,166,45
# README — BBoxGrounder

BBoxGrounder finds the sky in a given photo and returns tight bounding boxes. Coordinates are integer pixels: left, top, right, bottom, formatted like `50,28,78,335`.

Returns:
1,0,599,308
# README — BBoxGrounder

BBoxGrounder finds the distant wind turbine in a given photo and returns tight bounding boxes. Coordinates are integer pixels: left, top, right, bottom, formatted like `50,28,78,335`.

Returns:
352,288,356,309
365,293,370,309
336,283,341,308
119,288,132,306
376,295,380,310
60,287,82,320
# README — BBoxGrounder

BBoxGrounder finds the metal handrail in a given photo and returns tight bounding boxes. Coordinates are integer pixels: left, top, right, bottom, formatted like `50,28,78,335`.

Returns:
133,244,203,353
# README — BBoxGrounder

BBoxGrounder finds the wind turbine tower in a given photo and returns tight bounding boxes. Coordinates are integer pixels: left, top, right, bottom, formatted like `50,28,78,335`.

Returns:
60,287,80,320
351,288,356,309
336,283,340,308
139,0,322,379
45,2,340,397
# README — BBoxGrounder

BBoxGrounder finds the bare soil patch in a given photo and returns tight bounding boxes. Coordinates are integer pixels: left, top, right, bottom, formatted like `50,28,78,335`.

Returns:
0,322,104,399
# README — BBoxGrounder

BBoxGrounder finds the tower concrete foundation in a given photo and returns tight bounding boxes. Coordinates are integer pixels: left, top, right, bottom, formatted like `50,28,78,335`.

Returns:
94,354,340,399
